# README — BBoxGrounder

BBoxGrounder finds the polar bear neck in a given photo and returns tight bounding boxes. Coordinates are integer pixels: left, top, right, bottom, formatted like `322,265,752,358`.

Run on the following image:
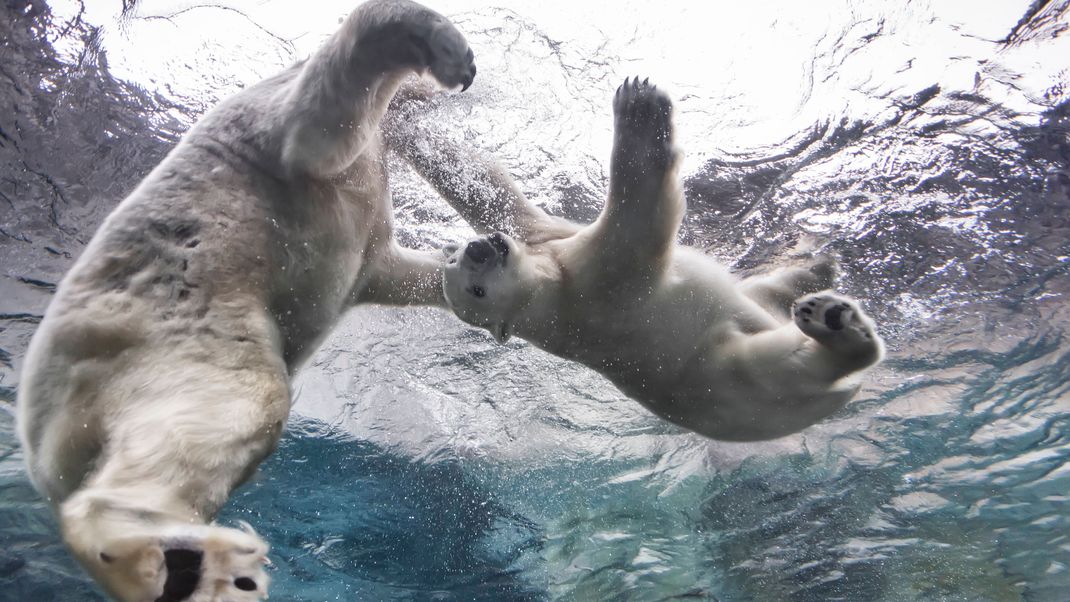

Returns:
506,243,577,342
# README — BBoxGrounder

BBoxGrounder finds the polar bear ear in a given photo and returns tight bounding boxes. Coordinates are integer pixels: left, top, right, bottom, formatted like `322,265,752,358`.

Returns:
489,322,511,344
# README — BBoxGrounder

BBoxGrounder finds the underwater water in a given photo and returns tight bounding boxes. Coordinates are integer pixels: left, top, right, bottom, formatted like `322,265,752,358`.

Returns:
1,0,1069,599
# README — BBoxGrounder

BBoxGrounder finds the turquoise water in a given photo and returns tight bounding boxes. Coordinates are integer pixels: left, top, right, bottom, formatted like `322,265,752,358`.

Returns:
2,1,1069,600
6,331,1069,600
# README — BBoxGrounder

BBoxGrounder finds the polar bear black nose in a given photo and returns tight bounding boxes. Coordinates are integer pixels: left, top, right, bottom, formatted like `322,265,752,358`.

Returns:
465,240,494,264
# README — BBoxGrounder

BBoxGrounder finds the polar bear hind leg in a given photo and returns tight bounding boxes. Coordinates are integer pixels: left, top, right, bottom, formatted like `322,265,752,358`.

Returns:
52,361,287,601
720,288,882,394
62,503,269,602
739,255,839,320
793,290,883,371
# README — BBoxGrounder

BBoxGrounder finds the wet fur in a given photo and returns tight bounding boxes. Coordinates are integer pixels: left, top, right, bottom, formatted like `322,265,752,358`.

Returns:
398,78,885,442
16,1,474,600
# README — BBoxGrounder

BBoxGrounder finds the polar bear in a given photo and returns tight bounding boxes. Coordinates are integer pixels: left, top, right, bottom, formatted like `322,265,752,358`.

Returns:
16,1,473,600
390,77,884,442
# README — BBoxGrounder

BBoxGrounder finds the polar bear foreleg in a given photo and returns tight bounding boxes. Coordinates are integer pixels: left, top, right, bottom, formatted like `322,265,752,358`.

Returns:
384,83,581,244
280,0,476,177
590,78,684,280
355,243,447,306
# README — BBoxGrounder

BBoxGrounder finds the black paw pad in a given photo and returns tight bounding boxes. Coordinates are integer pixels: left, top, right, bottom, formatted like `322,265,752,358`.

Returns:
156,549,202,602
824,304,849,330
234,577,258,591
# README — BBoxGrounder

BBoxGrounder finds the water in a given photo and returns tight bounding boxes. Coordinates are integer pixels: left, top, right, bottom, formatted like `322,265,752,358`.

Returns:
1,0,1069,599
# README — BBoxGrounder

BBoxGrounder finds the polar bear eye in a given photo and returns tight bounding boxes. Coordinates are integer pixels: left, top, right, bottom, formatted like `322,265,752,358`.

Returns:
471,285,486,298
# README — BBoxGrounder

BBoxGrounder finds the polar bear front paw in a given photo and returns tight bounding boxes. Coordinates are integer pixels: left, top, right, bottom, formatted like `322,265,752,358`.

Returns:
92,523,270,602
613,77,675,169
793,291,881,359
422,17,476,91
382,0,476,90
352,0,476,91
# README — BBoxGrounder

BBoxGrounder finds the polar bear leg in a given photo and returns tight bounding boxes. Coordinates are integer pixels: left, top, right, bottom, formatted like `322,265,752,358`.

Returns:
722,290,882,387
54,364,288,601
792,290,884,371
356,242,447,306
383,88,581,243
62,498,270,602
740,255,838,319
280,0,476,177
589,78,684,278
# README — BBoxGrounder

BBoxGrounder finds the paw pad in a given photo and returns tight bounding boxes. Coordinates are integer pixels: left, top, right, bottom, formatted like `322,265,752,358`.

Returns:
160,549,203,601
823,303,851,330
793,291,881,359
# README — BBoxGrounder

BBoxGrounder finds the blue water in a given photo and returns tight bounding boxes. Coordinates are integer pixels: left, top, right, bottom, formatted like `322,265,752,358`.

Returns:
2,0,1070,600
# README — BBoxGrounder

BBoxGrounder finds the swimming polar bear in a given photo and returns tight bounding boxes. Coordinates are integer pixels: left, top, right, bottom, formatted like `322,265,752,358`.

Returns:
392,78,885,442
16,1,473,600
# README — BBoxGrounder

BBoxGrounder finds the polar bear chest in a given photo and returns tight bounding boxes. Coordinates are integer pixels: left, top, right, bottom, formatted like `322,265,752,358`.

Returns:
64,144,391,372
265,175,389,366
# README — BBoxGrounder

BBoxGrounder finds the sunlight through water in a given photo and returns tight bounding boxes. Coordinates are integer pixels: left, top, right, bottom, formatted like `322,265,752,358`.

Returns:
1,0,1069,599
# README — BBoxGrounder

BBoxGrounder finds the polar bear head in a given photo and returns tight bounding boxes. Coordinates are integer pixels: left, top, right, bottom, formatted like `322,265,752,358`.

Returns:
443,232,535,343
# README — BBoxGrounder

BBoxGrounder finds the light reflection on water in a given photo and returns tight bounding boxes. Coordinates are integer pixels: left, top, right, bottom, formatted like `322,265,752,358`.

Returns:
1,0,1069,600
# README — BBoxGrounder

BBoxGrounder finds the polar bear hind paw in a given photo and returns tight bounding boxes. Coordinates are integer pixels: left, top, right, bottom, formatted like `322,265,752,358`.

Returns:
613,76,675,166
94,523,269,602
793,291,879,354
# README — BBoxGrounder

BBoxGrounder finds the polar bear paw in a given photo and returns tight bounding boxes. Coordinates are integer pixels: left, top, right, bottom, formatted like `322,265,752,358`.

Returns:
422,17,476,91
613,76,675,169
377,0,476,90
793,291,880,356
90,523,269,602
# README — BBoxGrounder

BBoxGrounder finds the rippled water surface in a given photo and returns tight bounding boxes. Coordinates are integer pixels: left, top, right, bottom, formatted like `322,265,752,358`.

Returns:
2,0,1069,600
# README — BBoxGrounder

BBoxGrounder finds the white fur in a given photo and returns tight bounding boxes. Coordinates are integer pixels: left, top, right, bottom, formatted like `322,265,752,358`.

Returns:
16,1,474,599
397,77,885,442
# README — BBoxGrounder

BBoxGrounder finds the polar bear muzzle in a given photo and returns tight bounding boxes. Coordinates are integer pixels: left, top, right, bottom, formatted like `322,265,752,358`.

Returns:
442,232,529,345
464,239,495,264
463,232,510,267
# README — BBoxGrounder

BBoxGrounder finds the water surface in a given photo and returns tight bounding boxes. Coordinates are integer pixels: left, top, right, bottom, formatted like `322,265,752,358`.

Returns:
1,1,1069,599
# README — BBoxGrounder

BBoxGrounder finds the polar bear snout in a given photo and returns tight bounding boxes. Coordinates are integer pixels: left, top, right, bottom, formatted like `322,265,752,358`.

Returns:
465,239,495,264
464,232,510,266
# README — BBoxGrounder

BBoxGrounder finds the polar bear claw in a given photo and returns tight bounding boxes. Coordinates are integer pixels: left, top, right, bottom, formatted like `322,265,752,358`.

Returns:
613,76,675,170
